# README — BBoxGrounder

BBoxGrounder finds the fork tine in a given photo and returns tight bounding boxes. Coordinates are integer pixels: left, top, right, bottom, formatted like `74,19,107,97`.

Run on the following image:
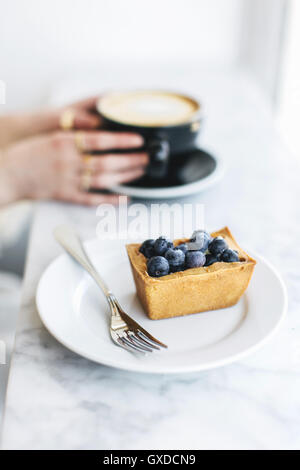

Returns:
115,336,135,353
117,336,145,354
119,335,149,354
134,331,160,350
128,332,155,352
115,336,134,353
137,330,168,349
115,307,168,349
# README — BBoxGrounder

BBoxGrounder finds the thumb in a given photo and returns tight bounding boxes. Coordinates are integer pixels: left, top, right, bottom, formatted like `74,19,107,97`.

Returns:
74,110,102,129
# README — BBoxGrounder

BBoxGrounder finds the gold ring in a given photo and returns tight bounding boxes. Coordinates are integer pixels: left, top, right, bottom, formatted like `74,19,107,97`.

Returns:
75,131,86,152
82,154,93,169
59,108,75,130
80,168,92,191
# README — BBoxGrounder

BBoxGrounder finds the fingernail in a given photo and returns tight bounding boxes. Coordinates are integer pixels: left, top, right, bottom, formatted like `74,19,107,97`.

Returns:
130,135,144,147
117,195,130,204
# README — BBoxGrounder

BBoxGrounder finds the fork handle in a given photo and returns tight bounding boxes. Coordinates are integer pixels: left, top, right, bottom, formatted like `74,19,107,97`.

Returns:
54,225,111,298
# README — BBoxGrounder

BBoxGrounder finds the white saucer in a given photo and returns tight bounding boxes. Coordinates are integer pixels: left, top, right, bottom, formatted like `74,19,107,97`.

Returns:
36,238,287,374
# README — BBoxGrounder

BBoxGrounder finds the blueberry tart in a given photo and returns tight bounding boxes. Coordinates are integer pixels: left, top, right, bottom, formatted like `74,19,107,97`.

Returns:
126,227,256,320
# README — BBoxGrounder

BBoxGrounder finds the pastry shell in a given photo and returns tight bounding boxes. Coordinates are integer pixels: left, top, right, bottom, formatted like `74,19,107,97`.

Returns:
126,227,256,320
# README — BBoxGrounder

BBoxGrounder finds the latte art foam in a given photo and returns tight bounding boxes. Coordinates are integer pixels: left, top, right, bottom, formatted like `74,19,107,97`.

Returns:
97,91,199,127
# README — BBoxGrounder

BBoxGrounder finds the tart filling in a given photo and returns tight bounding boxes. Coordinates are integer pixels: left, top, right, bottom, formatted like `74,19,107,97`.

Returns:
128,227,251,283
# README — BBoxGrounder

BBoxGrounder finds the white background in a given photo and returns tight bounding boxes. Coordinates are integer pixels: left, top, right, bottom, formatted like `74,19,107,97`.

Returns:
0,0,243,110
0,0,289,112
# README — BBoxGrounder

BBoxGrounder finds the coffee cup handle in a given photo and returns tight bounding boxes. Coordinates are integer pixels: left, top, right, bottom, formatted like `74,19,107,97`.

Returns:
146,138,170,179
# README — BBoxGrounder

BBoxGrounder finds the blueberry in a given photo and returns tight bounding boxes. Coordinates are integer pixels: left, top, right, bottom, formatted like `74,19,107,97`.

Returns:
190,230,212,252
204,253,220,266
208,237,228,256
185,250,206,269
176,243,188,254
139,239,155,258
165,248,185,272
153,236,173,256
147,256,170,277
221,249,239,263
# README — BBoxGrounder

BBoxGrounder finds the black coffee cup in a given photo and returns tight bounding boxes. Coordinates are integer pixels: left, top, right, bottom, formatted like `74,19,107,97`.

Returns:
96,91,203,180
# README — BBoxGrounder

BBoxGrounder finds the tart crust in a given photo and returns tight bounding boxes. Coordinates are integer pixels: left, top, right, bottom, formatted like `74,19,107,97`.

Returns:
126,227,256,320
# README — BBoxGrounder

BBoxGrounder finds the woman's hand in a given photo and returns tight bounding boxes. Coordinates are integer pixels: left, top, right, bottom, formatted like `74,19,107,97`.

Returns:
0,130,148,206
56,96,102,130
0,96,102,148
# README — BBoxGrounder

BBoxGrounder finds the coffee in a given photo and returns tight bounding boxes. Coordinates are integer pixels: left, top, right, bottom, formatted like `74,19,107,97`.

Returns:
97,91,199,127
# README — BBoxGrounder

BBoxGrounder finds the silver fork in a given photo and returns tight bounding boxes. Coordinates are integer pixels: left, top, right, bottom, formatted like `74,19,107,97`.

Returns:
54,225,167,354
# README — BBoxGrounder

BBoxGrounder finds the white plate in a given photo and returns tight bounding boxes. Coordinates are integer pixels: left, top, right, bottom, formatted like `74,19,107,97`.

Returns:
111,155,224,199
36,239,287,374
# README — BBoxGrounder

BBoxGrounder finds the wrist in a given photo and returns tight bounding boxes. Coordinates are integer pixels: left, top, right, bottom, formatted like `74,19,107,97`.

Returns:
0,110,60,148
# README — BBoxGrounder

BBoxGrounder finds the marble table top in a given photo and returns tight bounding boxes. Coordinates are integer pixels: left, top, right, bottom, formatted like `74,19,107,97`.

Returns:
1,72,300,450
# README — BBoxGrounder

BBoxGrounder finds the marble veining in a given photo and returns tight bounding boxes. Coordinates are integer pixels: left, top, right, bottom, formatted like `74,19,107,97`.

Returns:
1,72,300,450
